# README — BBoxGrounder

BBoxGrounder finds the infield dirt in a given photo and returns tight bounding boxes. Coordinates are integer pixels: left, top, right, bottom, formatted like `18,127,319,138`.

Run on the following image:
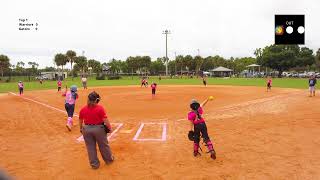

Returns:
1,85,320,179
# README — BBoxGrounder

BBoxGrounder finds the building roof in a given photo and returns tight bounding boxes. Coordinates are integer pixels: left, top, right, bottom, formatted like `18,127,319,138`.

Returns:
210,66,233,72
246,64,261,67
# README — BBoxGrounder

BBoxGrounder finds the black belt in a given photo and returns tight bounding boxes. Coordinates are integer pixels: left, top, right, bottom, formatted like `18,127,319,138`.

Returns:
85,123,104,126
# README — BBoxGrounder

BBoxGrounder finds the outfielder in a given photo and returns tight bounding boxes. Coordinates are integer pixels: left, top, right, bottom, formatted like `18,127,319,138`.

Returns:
267,76,272,92
151,82,157,97
18,81,24,96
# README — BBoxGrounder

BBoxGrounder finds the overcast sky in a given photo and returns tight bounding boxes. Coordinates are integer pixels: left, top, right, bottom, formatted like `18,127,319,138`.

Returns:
1,0,320,68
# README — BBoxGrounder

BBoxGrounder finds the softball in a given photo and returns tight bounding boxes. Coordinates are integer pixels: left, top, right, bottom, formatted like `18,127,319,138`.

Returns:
209,96,214,100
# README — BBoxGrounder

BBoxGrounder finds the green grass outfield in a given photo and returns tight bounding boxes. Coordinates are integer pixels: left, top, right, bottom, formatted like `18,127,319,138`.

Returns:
0,76,311,93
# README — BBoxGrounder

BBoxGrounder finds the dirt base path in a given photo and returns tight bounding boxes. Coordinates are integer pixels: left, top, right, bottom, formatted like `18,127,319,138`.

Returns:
1,85,320,179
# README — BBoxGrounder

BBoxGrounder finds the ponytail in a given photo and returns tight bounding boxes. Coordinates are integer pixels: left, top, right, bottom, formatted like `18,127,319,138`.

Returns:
87,91,100,107
194,109,202,121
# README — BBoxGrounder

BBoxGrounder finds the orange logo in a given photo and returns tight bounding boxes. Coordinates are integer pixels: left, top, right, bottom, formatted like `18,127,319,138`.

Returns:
275,25,284,35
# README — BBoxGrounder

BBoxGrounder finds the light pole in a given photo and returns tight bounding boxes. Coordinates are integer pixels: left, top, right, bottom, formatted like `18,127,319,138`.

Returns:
174,51,177,75
162,29,170,76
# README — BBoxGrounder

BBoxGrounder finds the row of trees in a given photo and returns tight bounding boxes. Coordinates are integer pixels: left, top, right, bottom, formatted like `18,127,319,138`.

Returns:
1,45,320,79
105,55,256,76
256,45,320,77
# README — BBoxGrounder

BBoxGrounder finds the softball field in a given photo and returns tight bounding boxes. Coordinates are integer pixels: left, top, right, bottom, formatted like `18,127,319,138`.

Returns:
1,85,320,179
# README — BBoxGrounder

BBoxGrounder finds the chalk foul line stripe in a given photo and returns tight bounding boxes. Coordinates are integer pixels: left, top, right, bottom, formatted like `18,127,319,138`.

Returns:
8,92,123,142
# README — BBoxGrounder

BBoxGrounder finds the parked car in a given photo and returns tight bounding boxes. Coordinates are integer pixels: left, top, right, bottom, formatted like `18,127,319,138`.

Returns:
282,72,293,77
298,72,308,78
291,72,299,78
35,76,49,80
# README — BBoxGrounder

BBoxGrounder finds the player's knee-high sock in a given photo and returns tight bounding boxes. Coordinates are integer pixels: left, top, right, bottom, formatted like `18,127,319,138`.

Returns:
205,141,214,152
194,143,199,152
67,117,73,126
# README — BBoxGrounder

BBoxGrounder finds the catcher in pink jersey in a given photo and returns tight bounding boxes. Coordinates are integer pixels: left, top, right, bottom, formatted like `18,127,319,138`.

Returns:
187,98,216,159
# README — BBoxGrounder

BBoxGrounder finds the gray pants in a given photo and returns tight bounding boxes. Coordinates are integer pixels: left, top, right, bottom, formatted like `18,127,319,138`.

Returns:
83,125,113,168
82,82,87,89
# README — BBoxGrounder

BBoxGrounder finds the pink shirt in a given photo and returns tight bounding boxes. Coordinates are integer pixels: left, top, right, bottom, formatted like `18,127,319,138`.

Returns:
18,82,24,88
58,81,62,87
65,91,77,105
151,84,157,89
188,107,205,125
267,79,272,84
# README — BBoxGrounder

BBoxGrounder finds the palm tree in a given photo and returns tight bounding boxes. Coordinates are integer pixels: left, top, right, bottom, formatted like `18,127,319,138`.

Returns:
54,53,67,79
0,54,10,77
74,56,88,76
66,50,77,79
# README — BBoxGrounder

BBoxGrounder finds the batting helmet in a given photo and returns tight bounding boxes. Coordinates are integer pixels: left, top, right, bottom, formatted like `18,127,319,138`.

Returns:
70,85,77,92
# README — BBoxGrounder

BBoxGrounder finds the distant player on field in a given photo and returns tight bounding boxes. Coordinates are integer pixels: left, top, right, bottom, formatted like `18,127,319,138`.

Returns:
57,80,62,92
82,76,88,89
187,98,216,159
141,78,147,87
267,76,272,92
151,82,157,97
18,81,24,96
202,75,207,87
309,75,317,97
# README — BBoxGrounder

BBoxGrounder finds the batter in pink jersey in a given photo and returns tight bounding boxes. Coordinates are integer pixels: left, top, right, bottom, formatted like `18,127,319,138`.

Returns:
65,85,79,131
188,98,216,159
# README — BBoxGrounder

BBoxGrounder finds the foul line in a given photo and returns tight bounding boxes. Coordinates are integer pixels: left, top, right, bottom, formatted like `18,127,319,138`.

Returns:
133,122,167,141
9,92,79,117
9,92,123,142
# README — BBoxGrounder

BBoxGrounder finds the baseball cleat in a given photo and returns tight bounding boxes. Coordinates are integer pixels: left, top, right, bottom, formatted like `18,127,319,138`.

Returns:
66,124,72,131
210,150,216,160
193,151,201,157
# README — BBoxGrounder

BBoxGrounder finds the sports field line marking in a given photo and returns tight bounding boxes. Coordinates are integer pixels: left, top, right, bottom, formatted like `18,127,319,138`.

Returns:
77,123,124,142
133,122,167,142
9,92,79,117
8,92,123,142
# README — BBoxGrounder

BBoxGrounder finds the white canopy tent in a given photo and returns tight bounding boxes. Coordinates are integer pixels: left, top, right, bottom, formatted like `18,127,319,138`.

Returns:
246,64,261,73
209,66,233,77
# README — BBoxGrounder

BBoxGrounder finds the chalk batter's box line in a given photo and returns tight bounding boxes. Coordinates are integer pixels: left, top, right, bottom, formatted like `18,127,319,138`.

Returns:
133,122,167,142
77,123,124,143
8,92,123,142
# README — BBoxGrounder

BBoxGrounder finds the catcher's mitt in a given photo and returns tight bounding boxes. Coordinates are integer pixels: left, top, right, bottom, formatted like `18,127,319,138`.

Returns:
188,130,195,141
103,124,111,133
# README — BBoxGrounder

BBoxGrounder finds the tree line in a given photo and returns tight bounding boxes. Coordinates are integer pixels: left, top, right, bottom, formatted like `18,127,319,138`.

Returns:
1,45,320,79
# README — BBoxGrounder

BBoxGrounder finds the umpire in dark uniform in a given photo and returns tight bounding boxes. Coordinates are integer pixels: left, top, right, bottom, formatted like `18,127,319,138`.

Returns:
79,91,114,169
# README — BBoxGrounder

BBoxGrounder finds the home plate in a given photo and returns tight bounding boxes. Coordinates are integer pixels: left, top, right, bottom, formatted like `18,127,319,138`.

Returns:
77,135,84,142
